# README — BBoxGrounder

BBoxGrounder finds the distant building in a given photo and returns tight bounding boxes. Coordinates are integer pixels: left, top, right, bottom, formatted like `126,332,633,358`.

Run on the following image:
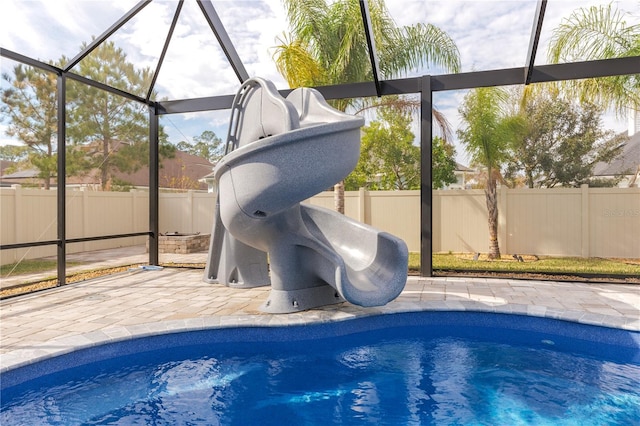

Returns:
199,170,217,193
592,109,640,188
445,162,475,190
0,150,215,191
0,160,42,188
0,160,14,176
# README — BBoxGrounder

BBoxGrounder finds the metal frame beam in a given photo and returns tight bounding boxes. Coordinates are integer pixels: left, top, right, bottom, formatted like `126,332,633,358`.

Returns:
1,48,61,74
64,0,151,72
197,0,249,83
359,0,382,97
149,106,160,266
66,72,150,104
56,75,67,286
0,240,60,250
7,49,634,113
529,56,640,82
420,76,433,277
0,233,151,251
156,55,639,114
1,49,154,106
524,0,547,84
158,94,236,115
157,79,423,114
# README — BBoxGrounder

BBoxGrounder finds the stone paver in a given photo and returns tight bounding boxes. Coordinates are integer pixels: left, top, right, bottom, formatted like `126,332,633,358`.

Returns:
1,265,639,373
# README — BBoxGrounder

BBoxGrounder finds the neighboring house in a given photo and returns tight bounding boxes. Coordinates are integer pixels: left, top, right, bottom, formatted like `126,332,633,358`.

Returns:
109,150,214,191
0,163,43,188
0,150,215,191
0,160,14,176
445,162,474,190
592,112,640,188
0,160,18,187
199,170,217,193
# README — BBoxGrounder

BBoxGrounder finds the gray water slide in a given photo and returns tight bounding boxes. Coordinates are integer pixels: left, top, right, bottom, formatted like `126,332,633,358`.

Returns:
204,78,408,313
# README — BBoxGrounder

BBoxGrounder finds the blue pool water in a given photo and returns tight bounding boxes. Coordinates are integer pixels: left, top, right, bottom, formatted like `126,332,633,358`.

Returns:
1,312,639,425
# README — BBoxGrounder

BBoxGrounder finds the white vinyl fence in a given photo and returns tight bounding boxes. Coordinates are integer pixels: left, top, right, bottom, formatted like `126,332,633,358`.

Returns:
1,185,639,265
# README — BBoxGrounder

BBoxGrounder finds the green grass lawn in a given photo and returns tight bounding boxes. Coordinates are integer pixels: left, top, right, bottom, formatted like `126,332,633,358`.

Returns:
1,259,81,278
1,259,60,277
3,253,638,280
409,252,640,276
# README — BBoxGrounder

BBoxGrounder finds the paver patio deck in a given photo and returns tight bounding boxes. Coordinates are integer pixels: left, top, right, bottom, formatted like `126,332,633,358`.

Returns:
1,260,638,373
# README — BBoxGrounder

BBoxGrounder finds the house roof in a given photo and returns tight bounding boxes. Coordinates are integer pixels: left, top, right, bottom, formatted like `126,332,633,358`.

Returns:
593,132,640,176
200,170,216,181
0,164,42,186
455,162,473,172
1,160,15,175
0,168,40,179
0,150,214,190
69,150,215,190
128,150,214,190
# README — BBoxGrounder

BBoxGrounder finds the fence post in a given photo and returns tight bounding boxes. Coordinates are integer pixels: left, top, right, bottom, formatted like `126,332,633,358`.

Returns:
12,185,22,263
82,188,89,252
187,190,194,233
358,187,366,223
581,184,590,258
131,189,137,243
432,191,440,253
499,186,508,255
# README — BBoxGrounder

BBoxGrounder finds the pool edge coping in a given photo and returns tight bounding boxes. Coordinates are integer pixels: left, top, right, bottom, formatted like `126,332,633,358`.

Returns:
1,301,638,374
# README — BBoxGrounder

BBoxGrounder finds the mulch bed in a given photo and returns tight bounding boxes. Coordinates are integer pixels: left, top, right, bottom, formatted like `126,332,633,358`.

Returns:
432,270,640,284
2,262,637,300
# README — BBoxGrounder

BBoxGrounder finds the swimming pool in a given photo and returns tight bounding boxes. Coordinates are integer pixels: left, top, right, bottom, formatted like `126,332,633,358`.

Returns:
1,312,639,425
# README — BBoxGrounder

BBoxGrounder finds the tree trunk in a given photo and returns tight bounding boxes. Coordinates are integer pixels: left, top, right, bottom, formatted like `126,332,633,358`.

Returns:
101,138,110,190
485,177,500,259
526,169,534,189
334,180,344,214
44,139,52,190
101,165,109,191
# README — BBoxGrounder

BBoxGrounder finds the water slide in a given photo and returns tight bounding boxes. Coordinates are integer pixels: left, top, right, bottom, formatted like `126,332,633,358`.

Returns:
204,78,408,313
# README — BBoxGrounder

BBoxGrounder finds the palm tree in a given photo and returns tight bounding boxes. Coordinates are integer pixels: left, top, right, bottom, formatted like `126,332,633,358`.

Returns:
458,87,517,259
548,3,640,117
273,0,460,212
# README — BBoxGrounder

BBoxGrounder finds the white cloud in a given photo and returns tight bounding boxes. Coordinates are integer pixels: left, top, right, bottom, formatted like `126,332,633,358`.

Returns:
387,0,639,71
5,0,635,95
161,110,230,146
0,124,21,147
214,0,289,87
1,0,131,61
1,0,635,151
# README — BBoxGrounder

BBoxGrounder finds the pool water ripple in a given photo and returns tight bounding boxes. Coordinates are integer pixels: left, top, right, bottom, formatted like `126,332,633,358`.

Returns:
1,312,639,425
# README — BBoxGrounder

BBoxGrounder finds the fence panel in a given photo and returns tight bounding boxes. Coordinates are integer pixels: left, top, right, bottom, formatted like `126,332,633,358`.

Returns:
589,188,640,258
133,191,149,239
191,192,216,234
305,191,361,220
2,186,639,266
0,188,17,265
434,190,488,254
158,191,215,235
159,192,190,234
367,190,420,252
506,188,583,257
1,187,57,264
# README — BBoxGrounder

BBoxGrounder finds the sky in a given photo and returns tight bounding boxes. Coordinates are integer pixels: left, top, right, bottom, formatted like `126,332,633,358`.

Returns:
1,0,638,165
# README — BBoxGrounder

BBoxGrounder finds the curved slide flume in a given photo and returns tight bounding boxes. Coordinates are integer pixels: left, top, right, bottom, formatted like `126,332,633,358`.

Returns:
205,78,408,313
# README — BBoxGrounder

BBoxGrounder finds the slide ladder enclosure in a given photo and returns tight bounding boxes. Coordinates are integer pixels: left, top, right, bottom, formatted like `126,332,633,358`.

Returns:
205,78,408,313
